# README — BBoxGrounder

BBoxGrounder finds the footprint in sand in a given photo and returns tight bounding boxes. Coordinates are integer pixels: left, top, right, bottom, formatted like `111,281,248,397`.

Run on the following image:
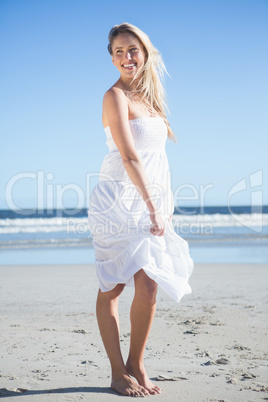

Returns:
241,372,256,380
154,375,188,381
80,360,98,367
231,344,250,351
226,377,238,384
201,358,229,366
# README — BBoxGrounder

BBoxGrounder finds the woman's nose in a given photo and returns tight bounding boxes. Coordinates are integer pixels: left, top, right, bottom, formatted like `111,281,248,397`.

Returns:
125,51,132,59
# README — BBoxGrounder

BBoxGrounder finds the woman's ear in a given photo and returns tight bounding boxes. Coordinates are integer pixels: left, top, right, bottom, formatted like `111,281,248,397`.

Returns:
143,47,148,63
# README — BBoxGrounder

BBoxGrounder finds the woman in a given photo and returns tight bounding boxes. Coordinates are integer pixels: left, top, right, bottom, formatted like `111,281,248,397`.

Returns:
88,23,194,397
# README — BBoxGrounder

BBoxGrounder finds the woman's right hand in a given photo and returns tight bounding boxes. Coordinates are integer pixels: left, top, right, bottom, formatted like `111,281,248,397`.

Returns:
150,210,165,236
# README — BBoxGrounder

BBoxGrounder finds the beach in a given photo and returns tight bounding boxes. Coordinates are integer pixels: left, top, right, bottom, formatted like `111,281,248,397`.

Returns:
0,263,267,401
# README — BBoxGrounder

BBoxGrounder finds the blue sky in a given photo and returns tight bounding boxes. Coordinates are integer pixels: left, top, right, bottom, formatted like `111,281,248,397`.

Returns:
1,0,267,210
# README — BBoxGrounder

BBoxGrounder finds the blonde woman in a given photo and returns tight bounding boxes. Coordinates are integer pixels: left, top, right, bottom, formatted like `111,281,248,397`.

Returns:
88,23,194,397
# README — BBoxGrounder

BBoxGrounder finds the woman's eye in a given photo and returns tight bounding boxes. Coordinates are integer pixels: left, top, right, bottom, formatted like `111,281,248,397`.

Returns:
116,48,137,54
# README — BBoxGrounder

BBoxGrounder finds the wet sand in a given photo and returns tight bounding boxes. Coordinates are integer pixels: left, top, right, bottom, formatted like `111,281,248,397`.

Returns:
0,263,267,401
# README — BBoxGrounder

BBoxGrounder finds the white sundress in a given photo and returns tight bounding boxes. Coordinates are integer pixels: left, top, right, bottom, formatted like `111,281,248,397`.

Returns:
87,116,194,303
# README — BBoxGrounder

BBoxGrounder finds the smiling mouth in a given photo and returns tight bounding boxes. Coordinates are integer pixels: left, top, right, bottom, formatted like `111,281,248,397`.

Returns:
122,63,137,70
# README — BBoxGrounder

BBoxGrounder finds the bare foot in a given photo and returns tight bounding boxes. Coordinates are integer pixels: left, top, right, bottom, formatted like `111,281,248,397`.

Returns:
111,372,150,397
126,360,162,395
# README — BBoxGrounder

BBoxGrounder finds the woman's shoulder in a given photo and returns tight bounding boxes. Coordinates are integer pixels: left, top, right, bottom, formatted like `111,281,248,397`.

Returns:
102,86,129,128
103,86,128,111
103,85,126,101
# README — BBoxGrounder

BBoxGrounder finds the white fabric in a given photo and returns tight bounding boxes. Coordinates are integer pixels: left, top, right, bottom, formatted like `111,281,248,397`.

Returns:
87,116,194,303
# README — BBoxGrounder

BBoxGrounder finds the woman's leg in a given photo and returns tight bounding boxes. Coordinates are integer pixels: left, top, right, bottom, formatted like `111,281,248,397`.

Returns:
96,284,149,397
126,269,162,394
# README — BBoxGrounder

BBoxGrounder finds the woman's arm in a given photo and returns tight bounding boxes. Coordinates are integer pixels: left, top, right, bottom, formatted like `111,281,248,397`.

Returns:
103,88,165,236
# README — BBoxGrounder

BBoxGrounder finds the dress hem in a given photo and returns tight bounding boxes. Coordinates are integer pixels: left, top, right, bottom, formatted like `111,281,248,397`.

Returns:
94,231,194,304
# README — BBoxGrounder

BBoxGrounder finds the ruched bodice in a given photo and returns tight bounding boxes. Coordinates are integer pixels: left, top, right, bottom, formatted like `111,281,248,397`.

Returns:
87,116,194,303
104,116,167,153
99,117,170,186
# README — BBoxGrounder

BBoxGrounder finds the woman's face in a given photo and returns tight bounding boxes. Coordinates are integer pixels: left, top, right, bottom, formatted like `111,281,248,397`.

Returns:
111,33,146,80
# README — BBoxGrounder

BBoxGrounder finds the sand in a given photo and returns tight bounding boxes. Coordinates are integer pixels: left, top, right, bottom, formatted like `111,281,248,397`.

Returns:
0,263,267,401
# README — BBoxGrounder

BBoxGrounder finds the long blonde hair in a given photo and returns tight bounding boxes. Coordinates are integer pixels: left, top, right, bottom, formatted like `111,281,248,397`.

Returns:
108,23,177,143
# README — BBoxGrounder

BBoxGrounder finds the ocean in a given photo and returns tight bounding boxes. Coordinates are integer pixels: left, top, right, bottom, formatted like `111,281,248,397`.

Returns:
0,206,267,265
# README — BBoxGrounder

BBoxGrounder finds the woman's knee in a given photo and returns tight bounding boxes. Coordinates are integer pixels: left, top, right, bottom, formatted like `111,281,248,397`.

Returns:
97,283,125,301
135,271,158,304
